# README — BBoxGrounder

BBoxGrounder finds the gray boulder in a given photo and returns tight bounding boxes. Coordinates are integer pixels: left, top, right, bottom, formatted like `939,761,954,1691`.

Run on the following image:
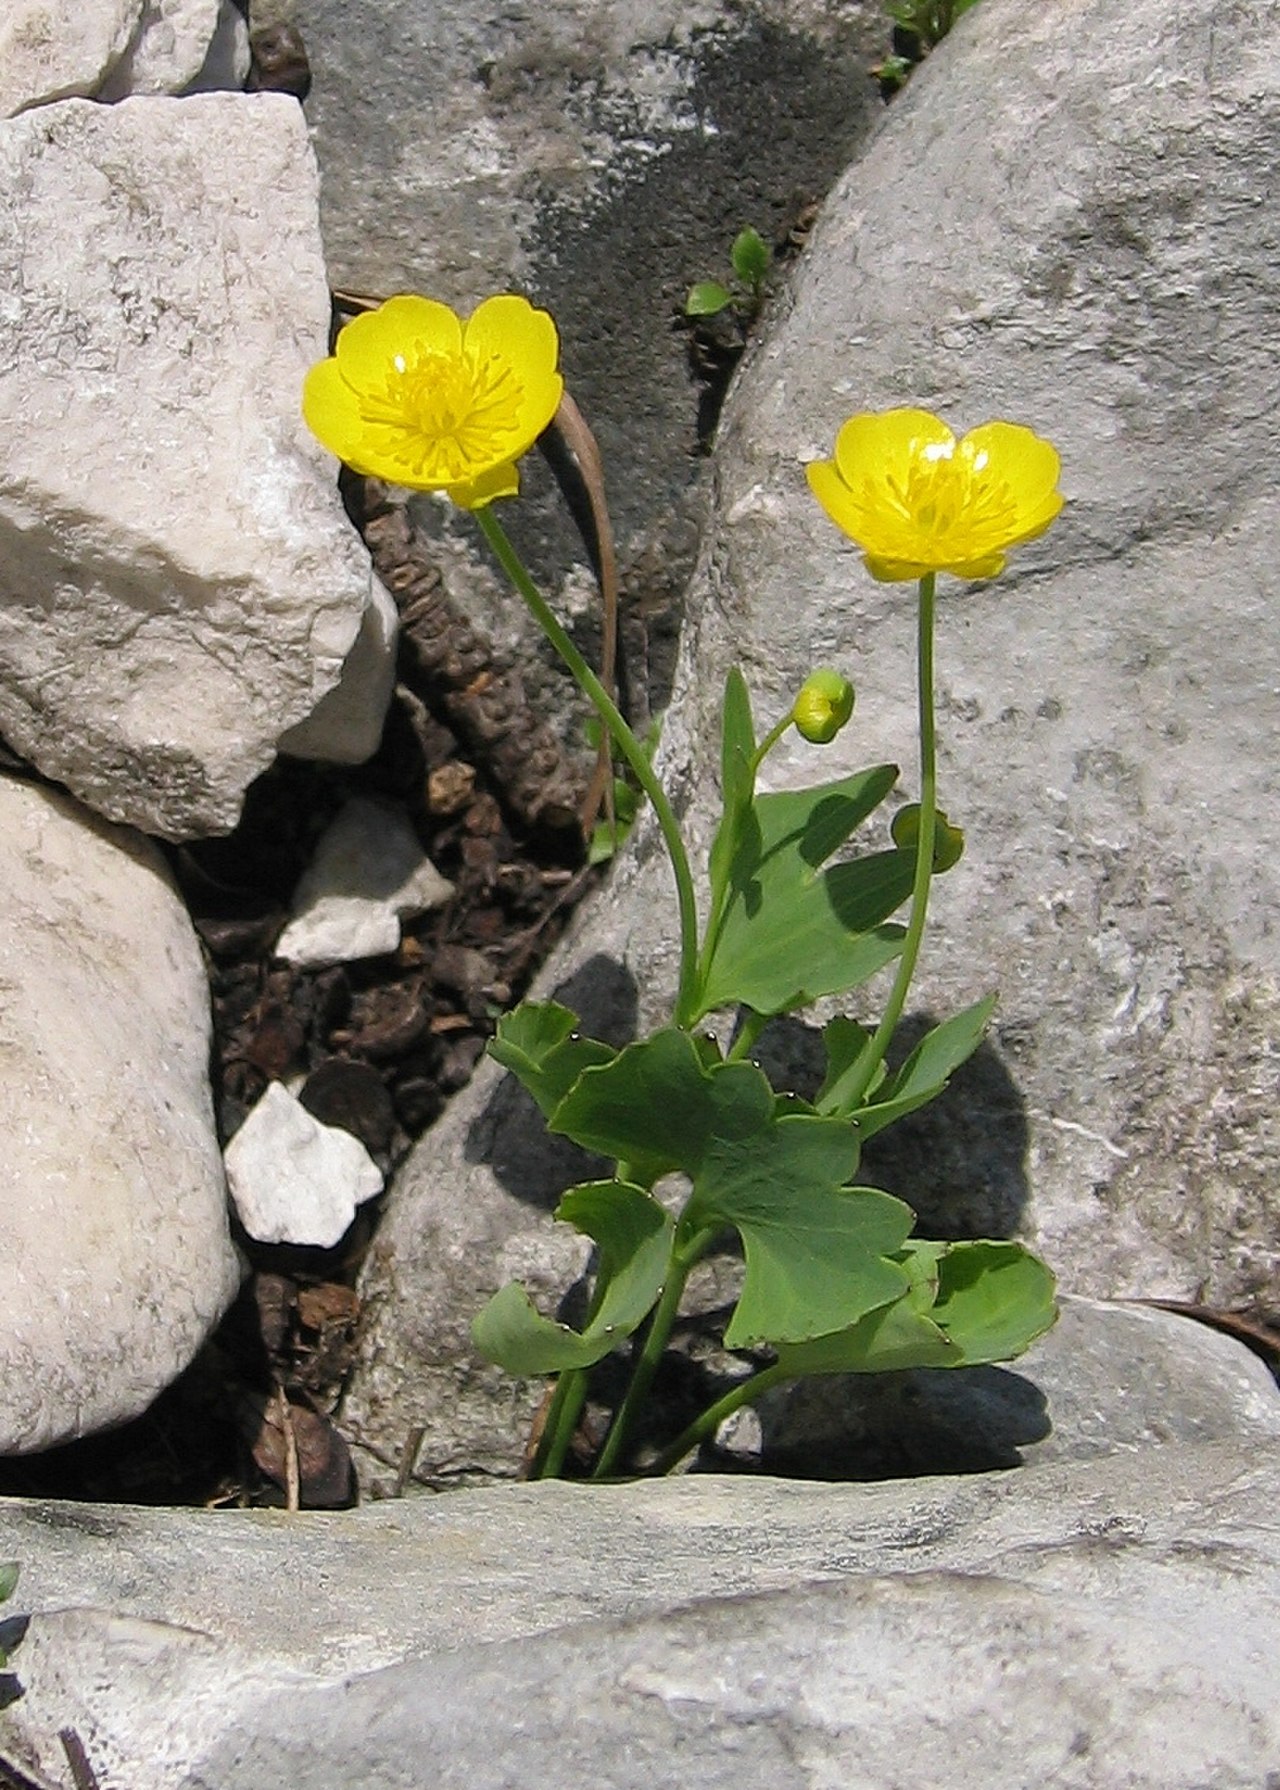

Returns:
2,1434,1279,1787
0,777,238,1454
341,0,1280,1484
0,92,387,839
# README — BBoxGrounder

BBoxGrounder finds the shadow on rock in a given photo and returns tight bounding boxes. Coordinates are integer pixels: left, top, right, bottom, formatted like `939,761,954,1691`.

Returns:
750,1364,1052,1482
466,954,639,1212
751,1012,1031,1240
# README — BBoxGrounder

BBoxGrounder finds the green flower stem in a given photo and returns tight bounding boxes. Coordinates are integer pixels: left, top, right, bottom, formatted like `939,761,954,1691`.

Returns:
725,1008,767,1062
648,1359,790,1476
750,711,793,773
590,1225,719,1480
838,571,939,1110
476,506,701,1029
530,1366,589,1479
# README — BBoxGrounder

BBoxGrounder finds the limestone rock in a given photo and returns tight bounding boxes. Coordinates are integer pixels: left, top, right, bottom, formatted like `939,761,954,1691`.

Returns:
0,93,386,839
340,0,1280,1482
277,577,399,767
0,777,239,1455
2,1440,1279,1787
0,0,139,117
224,1080,383,1248
98,0,250,100
274,796,454,967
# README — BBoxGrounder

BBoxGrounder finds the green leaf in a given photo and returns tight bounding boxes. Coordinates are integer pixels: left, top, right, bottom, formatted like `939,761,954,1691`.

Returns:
774,1238,1056,1377
553,1036,915,1350
472,1180,673,1375
776,1289,954,1376
0,1563,16,1603
685,280,733,317
687,1116,913,1345
697,806,912,1018
488,1001,616,1121
705,671,758,952
816,1016,885,1109
550,1027,772,1186
555,1181,674,1341
697,766,903,1017
720,668,756,818
730,226,770,287
823,993,997,1128
928,1240,1058,1362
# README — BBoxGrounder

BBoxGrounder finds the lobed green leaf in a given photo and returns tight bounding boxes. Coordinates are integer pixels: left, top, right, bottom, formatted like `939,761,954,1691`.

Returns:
774,1238,1057,1377
471,1179,673,1376
821,993,997,1129
550,1027,772,1185
488,1000,616,1121
696,766,905,1018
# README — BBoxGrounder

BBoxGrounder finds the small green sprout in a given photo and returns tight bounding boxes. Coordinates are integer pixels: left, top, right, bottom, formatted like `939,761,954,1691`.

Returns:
685,227,772,325
586,716,660,866
873,0,983,93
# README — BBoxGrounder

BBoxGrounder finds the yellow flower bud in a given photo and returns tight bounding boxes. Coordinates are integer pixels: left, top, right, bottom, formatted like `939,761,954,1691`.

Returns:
891,802,965,871
792,669,855,744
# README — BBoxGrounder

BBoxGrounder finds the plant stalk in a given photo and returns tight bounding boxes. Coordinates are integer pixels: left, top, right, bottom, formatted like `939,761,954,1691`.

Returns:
835,571,939,1109
476,506,702,1028
648,1359,790,1476
529,1367,589,1479
590,1226,717,1479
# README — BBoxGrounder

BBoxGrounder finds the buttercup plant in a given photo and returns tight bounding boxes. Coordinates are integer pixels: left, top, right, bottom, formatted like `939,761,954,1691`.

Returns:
305,293,1062,1480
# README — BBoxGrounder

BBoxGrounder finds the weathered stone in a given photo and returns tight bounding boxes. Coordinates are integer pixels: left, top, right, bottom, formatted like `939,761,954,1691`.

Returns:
274,795,454,967
2,1440,1279,1787
0,93,386,839
96,0,238,99
743,1295,1280,1478
0,0,139,117
0,777,238,1455
341,0,1280,1483
224,1079,383,1247
277,577,399,766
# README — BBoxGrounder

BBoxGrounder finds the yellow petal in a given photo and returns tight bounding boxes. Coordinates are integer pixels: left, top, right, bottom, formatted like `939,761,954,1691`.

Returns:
946,551,1007,580
465,294,564,444
862,553,938,583
302,357,381,471
448,460,522,510
961,421,1062,516
832,408,956,495
335,295,463,393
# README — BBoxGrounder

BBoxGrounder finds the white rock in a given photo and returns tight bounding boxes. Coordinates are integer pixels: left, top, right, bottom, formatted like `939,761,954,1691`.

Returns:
224,1080,383,1248
0,0,140,117
278,577,399,766
0,93,386,839
97,0,242,100
0,775,239,1454
181,0,251,94
275,797,454,968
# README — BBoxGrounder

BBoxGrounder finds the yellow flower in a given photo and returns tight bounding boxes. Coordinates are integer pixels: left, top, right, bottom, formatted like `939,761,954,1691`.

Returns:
806,408,1063,582
302,293,563,509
